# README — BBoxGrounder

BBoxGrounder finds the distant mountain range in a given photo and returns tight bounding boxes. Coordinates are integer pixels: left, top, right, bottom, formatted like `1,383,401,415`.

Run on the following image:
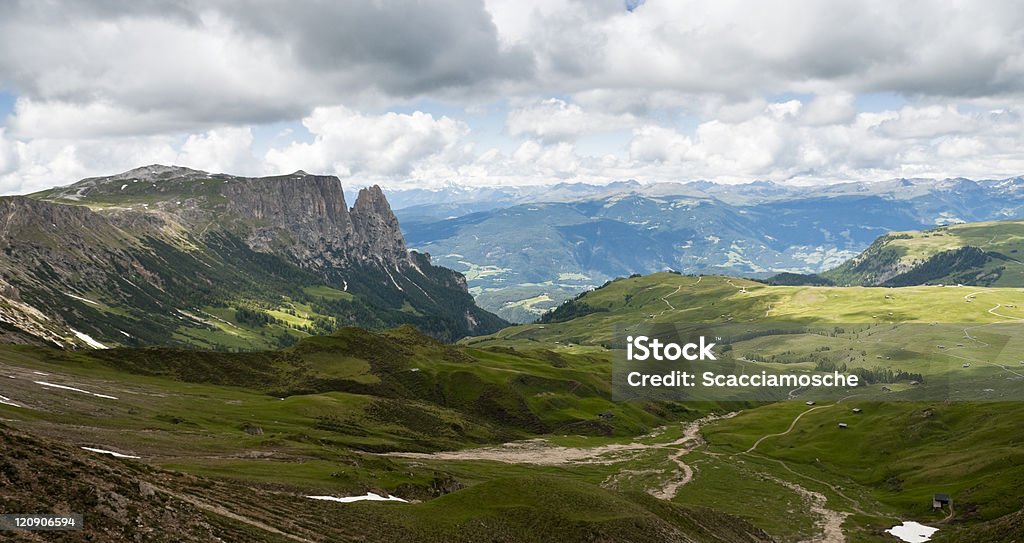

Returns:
0,165,505,349
393,175,1024,321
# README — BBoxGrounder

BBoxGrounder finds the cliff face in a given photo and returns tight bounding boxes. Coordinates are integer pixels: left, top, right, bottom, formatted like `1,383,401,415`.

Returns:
223,175,410,270
349,186,409,265
1,167,506,348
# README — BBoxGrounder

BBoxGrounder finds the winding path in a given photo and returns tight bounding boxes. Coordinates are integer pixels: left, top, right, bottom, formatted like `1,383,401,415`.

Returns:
745,405,831,453
650,412,738,500
384,412,736,500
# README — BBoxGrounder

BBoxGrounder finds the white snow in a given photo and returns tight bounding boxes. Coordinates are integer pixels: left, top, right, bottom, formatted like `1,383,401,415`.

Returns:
34,381,119,400
305,493,407,504
70,329,108,349
64,292,100,306
32,371,48,376
382,266,404,291
81,447,140,459
0,394,21,407
885,521,939,543
120,184,128,190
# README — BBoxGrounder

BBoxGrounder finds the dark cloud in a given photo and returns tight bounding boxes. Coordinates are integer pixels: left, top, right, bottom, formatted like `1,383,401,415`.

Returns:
0,0,533,136
218,0,534,96
1,0,1024,139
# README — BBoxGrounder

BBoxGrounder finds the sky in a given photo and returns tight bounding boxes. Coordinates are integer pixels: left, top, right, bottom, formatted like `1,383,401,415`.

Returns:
2,0,1024,194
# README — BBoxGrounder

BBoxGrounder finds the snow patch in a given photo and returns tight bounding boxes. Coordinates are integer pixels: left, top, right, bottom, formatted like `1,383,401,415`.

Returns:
382,266,404,292
0,394,21,408
70,329,108,349
306,493,407,504
64,292,100,306
885,521,938,543
35,381,119,400
81,447,140,459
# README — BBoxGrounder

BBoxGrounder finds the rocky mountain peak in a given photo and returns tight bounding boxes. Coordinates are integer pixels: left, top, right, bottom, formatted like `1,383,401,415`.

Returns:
105,164,209,182
4,167,506,345
220,175,411,269
352,185,391,215
350,185,409,265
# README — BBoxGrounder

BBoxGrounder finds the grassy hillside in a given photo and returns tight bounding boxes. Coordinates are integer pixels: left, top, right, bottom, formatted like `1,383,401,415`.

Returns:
0,324,771,542
821,220,1024,287
467,273,1024,541
6,272,1024,541
1,424,772,543
469,271,1024,349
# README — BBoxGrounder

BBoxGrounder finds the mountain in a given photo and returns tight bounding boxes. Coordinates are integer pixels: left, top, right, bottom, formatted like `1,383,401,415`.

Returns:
802,219,1024,287
398,175,1024,322
400,194,922,322
0,165,505,349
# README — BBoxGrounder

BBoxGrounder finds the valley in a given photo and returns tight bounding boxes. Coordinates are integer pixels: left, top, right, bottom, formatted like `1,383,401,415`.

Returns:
396,176,1024,322
3,271,1024,541
5,3,1024,542
4,168,1024,542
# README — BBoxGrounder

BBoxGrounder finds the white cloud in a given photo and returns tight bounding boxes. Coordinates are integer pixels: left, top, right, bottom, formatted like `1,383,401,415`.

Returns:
875,105,978,139
485,0,1024,99
177,127,260,177
265,106,470,178
506,98,637,142
619,101,1024,183
0,126,262,194
0,136,179,194
800,93,856,126
0,129,17,177
3,2,1024,190
629,126,693,163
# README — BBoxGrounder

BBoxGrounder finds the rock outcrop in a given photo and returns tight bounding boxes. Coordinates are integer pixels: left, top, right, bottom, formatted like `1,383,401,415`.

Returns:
223,175,410,270
0,167,507,348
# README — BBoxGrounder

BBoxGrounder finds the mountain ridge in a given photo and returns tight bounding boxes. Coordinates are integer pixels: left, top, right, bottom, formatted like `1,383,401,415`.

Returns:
816,219,1024,287
396,175,1024,321
1,166,506,349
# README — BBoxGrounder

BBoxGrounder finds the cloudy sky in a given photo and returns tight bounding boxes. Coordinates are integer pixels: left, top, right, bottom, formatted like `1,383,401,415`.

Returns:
2,0,1024,194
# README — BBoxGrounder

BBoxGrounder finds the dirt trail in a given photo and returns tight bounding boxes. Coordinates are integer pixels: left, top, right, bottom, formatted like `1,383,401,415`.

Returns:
661,285,682,311
939,310,1024,379
767,476,849,543
745,405,831,453
649,412,738,500
385,438,647,465
386,412,736,497
987,303,1024,320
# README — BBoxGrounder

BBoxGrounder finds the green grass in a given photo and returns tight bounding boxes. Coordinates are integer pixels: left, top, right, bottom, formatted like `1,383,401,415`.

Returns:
825,219,1024,287
7,272,1024,541
302,285,353,301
